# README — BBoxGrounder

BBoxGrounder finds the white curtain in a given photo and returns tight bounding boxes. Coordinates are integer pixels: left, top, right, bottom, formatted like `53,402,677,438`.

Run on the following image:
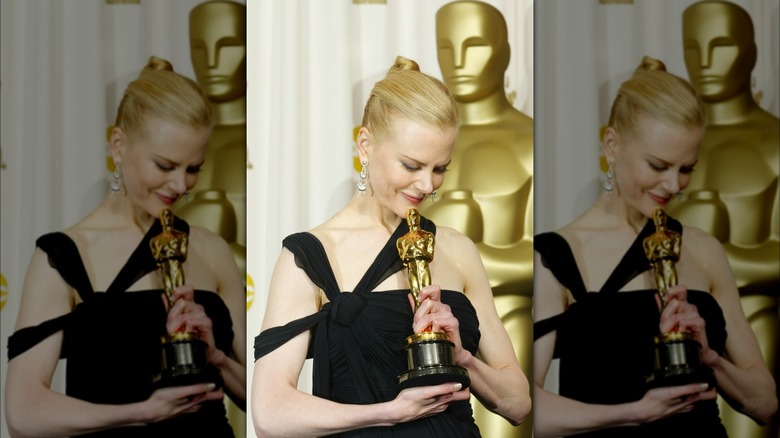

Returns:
534,0,780,425
0,1,245,437
535,0,779,233
246,0,532,434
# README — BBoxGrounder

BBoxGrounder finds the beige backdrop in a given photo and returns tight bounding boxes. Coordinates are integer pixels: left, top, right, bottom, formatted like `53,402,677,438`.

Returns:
0,1,245,437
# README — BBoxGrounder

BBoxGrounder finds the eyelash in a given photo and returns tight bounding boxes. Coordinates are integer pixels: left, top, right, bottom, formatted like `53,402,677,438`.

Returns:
402,162,449,174
155,162,202,174
648,162,695,174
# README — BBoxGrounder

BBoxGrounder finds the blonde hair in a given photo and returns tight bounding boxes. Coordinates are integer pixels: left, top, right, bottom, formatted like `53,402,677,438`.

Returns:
361,56,460,141
608,56,706,137
114,56,212,140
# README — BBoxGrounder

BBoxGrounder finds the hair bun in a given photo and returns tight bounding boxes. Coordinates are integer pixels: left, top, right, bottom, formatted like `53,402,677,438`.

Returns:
388,56,420,73
142,56,175,73
635,55,667,73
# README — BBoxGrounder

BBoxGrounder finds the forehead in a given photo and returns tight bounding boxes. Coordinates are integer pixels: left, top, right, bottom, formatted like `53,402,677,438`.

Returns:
627,116,702,158
382,117,456,154
436,4,505,44
683,4,752,46
189,3,246,42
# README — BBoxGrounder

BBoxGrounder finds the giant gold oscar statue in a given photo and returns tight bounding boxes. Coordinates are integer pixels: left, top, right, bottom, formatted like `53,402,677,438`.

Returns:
176,2,248,436
176,0,247,277
670,2,779,437
422,2,533,437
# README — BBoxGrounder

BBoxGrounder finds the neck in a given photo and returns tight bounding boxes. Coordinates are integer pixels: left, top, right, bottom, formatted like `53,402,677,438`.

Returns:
211,95,246,126
703,90,758,125
457,89,515,125
101,193,156,233
348,191,404,235
596,191,650,234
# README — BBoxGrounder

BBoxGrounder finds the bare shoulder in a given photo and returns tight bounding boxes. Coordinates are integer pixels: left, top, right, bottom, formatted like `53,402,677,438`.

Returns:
682,225,726,261
188,226,232,255
435,225,477,255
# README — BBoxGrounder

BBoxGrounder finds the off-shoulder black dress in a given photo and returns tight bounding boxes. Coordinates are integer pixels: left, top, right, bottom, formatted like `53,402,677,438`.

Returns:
533,217,728,437
254,217,482,437
7,218,235,437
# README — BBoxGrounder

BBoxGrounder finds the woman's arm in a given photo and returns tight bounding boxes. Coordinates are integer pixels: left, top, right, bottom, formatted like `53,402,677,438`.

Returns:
184,228,247,408
4,249,220,438
690,229,777,424
251,248,468,437
532,251,713,438
440,231,531,425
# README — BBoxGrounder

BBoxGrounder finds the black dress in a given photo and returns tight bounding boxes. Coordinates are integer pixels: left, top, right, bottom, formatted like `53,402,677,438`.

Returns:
254,217,482,437
533,217,728,437
7,218,235,437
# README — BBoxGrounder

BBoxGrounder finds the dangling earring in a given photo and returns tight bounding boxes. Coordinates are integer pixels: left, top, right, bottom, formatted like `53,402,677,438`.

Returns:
184,191,191,202
356,160,368,192
430,191,437,203
110,162,121,193
677,191,683,202
603,160,615,192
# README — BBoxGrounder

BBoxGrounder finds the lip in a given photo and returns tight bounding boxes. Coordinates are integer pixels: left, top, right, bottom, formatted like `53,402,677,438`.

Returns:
696,75,720,83
156,193,179,206
648,193,669,206
203,75,227,84
402,193,424,205
448,75,473,83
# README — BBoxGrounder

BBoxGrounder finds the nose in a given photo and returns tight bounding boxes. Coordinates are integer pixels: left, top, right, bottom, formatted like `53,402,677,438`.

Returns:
660,171,682,196
699,44,712,69
416,171,434,196
207,47,219,69
453,45,465,69
169,170,189,196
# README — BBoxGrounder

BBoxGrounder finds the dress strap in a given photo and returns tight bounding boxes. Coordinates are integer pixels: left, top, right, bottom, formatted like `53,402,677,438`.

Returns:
534,232,588,301
36,232,95,300
283,232,341,299
599,216,683,293
105,216,189,294
352,217,432,294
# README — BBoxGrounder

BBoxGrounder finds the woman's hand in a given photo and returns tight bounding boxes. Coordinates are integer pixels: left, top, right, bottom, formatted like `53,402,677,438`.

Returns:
388,382,471,424
657,285,718,366
165,285,226,367
140,383,224,424
634,383,716,423
408,285,469,365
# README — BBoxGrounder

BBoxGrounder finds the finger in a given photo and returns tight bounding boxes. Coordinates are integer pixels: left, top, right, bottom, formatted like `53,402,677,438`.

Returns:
418,285,442,303
171,285,195,303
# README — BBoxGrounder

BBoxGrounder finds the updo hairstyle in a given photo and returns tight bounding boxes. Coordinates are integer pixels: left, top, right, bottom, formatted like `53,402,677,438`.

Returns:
361,56,460,142
114,56,212,140
607,56,706,139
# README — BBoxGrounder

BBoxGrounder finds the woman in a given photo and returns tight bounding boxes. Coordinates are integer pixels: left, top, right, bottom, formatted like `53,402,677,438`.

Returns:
252,56,531,437
533,56,777,437
4,57,246,437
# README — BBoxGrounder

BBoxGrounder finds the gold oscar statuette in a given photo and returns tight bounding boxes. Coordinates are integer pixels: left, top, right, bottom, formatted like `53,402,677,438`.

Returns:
396,208,469,391
643,208,714,389
150,208,222,388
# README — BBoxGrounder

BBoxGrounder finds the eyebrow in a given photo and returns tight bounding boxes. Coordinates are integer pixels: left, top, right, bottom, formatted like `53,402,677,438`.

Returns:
647,154,698,168
154,155,206,168
400,154,452,168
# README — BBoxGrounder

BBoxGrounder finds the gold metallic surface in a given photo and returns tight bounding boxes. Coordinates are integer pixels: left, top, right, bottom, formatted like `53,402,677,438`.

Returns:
397,208,435,311
176,0,247,275
643,209,681,307
423,2,532,436
672,3,779,436
150,208,188,306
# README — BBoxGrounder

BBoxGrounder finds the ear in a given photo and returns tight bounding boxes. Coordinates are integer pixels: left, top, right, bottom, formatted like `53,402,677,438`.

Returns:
109,126,127,166
356,127,372,163
602,126,620,164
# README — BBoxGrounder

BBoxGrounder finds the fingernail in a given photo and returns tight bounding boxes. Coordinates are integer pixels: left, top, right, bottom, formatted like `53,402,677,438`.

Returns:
207,383,216,391
699,383,709,389
452,383,462,391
